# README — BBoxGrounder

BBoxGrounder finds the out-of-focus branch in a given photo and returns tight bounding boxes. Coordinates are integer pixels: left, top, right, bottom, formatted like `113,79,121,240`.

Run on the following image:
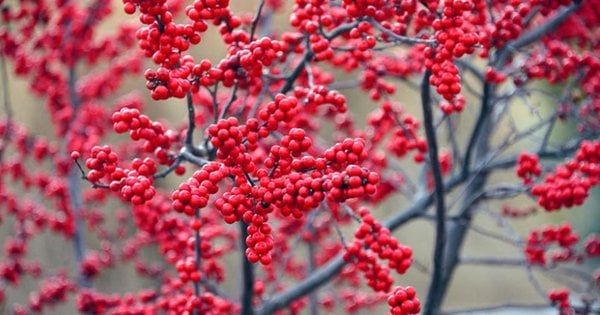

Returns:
495,0,582,68
368,18,437,45
249,0,265,41
0,55,13,161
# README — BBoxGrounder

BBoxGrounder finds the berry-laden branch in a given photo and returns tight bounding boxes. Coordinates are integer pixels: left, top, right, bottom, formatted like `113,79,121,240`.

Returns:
0,0,600,314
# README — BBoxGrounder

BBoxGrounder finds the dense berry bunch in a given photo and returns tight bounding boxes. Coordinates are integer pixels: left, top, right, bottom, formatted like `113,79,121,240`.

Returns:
531,141,600,211
85,146,119,183
584,235,600,257
257,94,300,136
425,0,484,113
112,107,173,157
294,85,348,114
110,158,158,204
344,208,413,292
549,288,572,315
516,152,542,185
388,286,421,315
172,162,228,216
524,224,579,266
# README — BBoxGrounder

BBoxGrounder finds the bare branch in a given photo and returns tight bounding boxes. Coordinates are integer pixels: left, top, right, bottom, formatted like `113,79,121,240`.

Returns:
421,69,448,315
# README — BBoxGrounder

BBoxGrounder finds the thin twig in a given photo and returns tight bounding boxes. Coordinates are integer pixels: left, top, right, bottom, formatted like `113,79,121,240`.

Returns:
249,0,265,41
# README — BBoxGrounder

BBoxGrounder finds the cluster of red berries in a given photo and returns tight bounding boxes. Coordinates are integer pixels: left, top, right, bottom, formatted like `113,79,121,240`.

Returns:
362,67,397,100
264,128,313,173
215,185,254,224
124,0,204,67
325,165,379,202
187,0,231,21
366,101,427,162
388,120,427,163
522,41,579,84
584,235,600,257
110,158,157,205
258,94,300,136
216,184,275,265
488,5,529,49
124,0,239,99
484,67,507,84
245,221,274,265
175,257,201,283
112,107,173,162
349,23,376,52
216,37,285,89
548,288,572,314
387,286,421,315
516,152,542,185
208,117,254,170
342,0,397,20
290,0,329,34
172,162,228,216
144,61,195,100
525,224,579,266
28,274,75,313
344,208,413,292
84,146,119,183
425,0,484,114
531,140,600,211
294,85,348,114
323,138,369,169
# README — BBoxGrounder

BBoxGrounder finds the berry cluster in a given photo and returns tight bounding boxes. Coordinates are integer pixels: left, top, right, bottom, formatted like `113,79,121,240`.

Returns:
361,66,397,100
390,124,426,162
426,0,484,113
245,221,274,265
110,158,157,205
344,208,413,292
28,274,75,313
175,257,201,283
484,67,507,84
487,5,529,49
584,234,600,257
172,162,229,216
367,101,427,162
524,224,579,266
85,146,119,183
217,37,286,90
531,140,600,211
516,152,542,185
549,288,572,314
112,107,173,162
208,117,254,169
325,165,379,202
387,286,421,315
257,94,299,136
294,85,348,114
